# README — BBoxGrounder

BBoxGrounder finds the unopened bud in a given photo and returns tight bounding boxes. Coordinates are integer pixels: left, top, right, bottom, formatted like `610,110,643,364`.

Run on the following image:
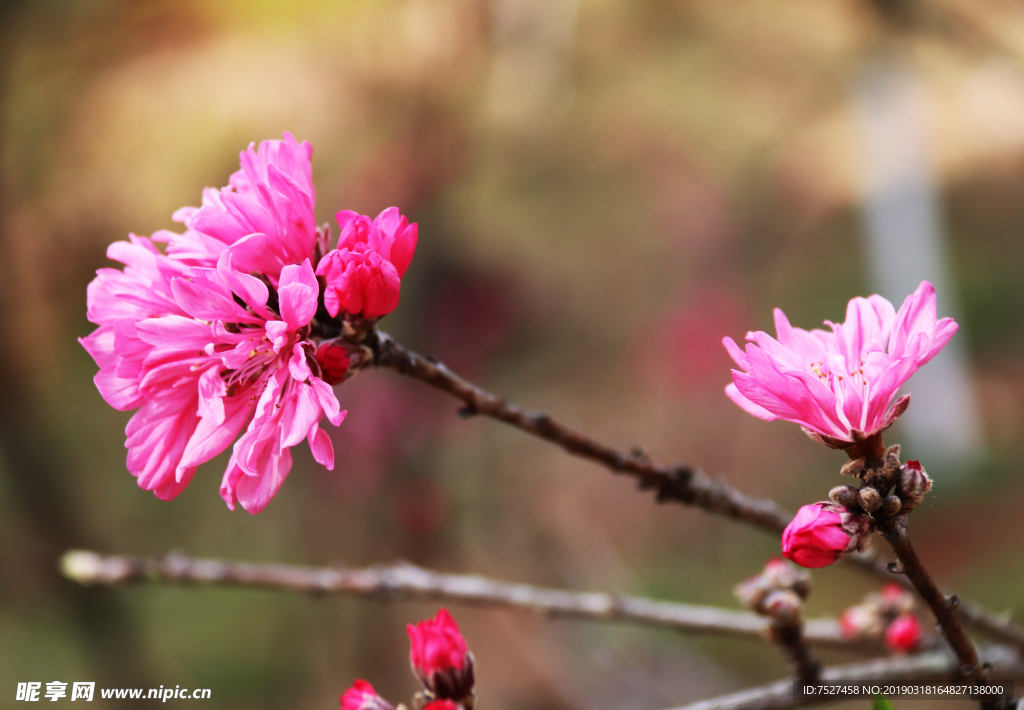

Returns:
877,445,902,486
763,589,803,622
829,485,859,509
782,502,872,569
840,458,865,478
341,681,394,710
733,575,769,611
897,460,932,513
859,487,881,513
839,604,884,639
885,613,923,653
760,558,813,600
315,338,365,385
881,496,902,516
407,609,475,704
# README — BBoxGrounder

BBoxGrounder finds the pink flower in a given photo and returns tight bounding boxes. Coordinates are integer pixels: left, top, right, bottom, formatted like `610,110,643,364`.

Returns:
340,680,393,710
81,134,420,512
407,609,474,700
885,613,922,653
316,207,418,319
723,281,958,446
159,132,325,283
781,502,869,569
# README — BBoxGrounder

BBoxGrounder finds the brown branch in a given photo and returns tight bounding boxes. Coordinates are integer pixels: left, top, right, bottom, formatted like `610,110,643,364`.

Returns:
770,618,821,686
369,330,791,531
60,550,878,651
880,515,984,679
369,330,1024,652
660,644,1024,710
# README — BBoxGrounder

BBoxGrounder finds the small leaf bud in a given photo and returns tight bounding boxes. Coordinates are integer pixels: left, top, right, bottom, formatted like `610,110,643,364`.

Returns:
881,496,902,516
840,458,865,478
763,589,803,623
859,487,881,513
829,485,859,509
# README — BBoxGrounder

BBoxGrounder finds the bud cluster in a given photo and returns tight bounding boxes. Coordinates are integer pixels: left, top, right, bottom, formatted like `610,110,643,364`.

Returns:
339,609,475,710
839,583,925,653
735,558,813,623
782,444,935,570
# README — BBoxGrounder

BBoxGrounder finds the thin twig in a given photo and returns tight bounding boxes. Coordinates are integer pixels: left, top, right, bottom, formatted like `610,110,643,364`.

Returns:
59,550,875,650
368,330,1024,652
880,515,983,679
660,644,1024,710
369,330,791,530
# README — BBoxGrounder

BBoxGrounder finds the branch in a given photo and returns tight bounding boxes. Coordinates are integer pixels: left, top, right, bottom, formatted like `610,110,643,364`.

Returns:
369,330,790,532
60,550,875,651
660,644,1024,710
369,330,1024,652
881,515,984,680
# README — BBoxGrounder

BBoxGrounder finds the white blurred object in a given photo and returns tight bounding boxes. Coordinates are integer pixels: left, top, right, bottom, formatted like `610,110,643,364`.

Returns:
487,0,577,128
856,53,982,471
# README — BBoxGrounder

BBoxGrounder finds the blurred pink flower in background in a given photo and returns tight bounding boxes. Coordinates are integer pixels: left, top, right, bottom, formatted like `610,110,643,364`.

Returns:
81,133,418,512
885,613,923,653
640,288,747,393
723,281,958,444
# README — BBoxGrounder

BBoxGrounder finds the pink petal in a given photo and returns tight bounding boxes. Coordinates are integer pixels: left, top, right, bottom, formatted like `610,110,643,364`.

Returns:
308,425,335,470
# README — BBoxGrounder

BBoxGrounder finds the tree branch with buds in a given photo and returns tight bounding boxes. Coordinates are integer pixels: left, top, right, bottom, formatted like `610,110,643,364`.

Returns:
659,643,1024,710
360,330,1024,653
59,550,878,651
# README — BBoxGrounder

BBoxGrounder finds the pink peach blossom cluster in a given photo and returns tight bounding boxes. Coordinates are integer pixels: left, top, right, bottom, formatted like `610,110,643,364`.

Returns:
81,133,418,513
724,284,957,568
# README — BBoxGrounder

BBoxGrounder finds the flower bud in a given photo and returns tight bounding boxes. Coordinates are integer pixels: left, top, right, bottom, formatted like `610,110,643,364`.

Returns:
858,488,881,513
885,613,923,653
829,485,859,509
315,339,364,385
407,609,475,702
763,589,803,622
341,681,393,710
781,502,871,569
422,702,461,710
839,604,884,639
897,460,933,513
840,458,865,478
881,495,902,516
733,575,769,611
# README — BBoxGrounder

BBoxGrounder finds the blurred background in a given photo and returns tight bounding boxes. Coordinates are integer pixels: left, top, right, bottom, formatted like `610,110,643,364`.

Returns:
1,0,1024,708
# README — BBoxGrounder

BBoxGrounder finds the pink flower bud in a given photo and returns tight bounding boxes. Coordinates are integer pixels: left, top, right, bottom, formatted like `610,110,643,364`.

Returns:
781,502,870,569
315,340,356,385
316,208,418,320
340,680,393,710
840,605,870,639
881,583,904,603
407,609,474,700
885,613,922,653
423,702,461,710
897,459,933,512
